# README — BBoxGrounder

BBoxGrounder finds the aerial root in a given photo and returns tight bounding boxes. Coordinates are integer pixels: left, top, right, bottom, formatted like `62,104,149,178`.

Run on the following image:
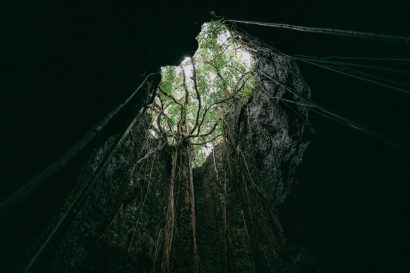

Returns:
224,19,410,43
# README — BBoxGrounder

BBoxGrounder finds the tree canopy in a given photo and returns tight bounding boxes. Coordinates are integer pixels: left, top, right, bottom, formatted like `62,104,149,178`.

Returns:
149,21,256,166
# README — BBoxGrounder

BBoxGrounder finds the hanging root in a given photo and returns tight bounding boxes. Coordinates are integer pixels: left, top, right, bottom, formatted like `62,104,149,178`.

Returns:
224,19,410,43
290,54,410,95
256,64,410,156
312,55,410,62
162,148,178,273
296,54,410,76
187,144,201,273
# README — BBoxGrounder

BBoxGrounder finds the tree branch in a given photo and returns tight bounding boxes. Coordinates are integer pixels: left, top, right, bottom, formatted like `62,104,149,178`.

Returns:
159,86,183,107
180,64,191,136
203,60,228,91
180,64,190,105
190,58,202,135
158,87,184,136
187,119,221,138
191,134,223,145
195,74,250,135
152,101,175,140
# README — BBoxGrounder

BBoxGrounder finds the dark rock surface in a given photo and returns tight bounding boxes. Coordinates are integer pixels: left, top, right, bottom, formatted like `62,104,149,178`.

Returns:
40,30,314,273
2,3,410,273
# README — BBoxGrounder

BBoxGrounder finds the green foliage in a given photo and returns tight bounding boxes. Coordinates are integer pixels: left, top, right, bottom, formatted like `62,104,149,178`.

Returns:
149,21,256,166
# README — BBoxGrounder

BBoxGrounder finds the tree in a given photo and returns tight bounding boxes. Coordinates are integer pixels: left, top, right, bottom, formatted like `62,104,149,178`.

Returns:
149,21,255,166
147,21,256,273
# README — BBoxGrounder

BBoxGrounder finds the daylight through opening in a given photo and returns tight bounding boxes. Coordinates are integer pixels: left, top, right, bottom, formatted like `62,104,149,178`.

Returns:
148,22,256,166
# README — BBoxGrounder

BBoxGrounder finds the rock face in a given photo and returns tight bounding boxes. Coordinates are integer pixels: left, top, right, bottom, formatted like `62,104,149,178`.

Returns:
192,44,313,273
43,28,314,273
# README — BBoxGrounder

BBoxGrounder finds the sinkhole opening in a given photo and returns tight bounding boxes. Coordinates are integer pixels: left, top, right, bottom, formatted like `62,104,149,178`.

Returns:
148,21,256,166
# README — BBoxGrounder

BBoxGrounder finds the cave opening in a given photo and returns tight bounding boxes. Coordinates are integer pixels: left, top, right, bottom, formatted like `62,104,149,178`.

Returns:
40,20,312,273
2,5,410,273
3,20,313,273
148,21,256,167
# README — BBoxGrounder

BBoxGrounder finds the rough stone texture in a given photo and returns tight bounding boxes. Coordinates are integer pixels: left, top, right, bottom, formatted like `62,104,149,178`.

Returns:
42,28,315,273
193,39,313,272
43,114,170,273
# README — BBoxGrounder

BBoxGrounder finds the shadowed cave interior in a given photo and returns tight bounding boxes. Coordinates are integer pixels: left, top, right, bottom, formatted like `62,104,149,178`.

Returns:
2,3,410,273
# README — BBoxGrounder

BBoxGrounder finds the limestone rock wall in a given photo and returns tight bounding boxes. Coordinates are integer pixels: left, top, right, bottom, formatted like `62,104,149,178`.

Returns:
43,28,315,273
